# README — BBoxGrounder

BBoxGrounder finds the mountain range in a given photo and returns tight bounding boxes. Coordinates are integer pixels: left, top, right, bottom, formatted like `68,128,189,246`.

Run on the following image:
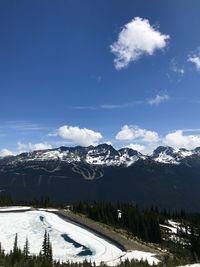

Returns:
0,144,200,211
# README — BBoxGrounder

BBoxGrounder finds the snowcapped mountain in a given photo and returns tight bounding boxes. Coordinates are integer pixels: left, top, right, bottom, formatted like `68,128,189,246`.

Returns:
1,144,199,167
151,146,195,164
1,144,200,211
1,144,145,167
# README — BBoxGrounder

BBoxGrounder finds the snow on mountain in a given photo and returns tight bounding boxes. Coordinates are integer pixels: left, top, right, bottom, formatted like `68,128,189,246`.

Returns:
118,147,146,166
151,146,178,164
1,144,200,168
3,144,144,167
84,145,144,166
151,146,196,165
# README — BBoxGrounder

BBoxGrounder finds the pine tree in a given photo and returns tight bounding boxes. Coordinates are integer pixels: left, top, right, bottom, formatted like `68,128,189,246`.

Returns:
42,229,48,257
42,229,53,264
23,237,29,259
47,232,53,263
13,233,18,255
48,238,53,263
11,233,21,264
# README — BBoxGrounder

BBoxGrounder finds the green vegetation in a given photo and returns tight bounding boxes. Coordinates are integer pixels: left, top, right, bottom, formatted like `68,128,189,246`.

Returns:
73,202,162,244
0,237,197,267
0,195,200,266
73,201,200,265
0,232,156,267
0,239,184,267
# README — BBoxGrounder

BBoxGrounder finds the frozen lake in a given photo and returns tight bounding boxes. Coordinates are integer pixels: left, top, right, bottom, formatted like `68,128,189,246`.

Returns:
0,209,159,266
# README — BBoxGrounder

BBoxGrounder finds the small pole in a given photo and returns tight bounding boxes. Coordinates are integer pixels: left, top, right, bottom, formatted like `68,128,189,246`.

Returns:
117,209,122,219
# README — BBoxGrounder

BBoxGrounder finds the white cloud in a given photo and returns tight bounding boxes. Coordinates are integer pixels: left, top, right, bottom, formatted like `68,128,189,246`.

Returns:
73,100,143,110
148,94,169,106
0,149,14,157
47,132,58,137
17,142,52,153
170,58,184,75
57,125,102,146
188,54,200,71
164,130,200,149
127,143,145,152
116,125,159,143
110,17,169,70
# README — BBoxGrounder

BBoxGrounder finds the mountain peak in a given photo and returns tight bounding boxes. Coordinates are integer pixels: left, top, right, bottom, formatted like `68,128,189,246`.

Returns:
2,144,200,167
152,146,174,155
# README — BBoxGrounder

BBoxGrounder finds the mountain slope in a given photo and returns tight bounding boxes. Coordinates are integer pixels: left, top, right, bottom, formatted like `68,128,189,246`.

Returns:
0,144,200,211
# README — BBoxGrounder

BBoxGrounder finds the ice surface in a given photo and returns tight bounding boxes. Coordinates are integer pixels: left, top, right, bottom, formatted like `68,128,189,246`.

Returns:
0,211,159,266
38,208,59,212
0,206,31,211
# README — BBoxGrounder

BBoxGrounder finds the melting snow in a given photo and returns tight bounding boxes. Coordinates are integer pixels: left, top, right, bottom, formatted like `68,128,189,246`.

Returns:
153,152,179,164
0,206,31,212
0,210,159,266
178,265,200,267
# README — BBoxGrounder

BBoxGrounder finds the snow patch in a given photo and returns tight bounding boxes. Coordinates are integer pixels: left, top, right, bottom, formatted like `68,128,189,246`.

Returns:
0,206,31,212
153,152,179,164
38,208,59,212
178,264,200,267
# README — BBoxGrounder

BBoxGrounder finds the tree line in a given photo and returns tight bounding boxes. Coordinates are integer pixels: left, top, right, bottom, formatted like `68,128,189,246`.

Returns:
73,202,162,244
0,229,196,267
0,194,200,263
0,230,158,267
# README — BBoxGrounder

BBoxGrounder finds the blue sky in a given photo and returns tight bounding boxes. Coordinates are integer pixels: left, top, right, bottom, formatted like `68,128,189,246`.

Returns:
1,0,200,155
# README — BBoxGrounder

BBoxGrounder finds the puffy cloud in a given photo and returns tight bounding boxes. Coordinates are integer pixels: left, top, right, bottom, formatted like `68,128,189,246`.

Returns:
17,142,52,152
148,94,169,106
116,125,159,142
188,54,200,71
110,17,169,70
0,149,14,157
57,125,102,146
164,130,200,149
127,143,145,152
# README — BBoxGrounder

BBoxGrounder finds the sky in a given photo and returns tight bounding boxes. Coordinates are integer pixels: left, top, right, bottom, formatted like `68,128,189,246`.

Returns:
1,0,200,156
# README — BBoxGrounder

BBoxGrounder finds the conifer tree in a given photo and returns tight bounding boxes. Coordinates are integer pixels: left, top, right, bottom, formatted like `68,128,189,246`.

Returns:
11,233,21,264
42,229,48,257
23,237,29,259
13,233,18,255
47,232,53,262
42,229,53,264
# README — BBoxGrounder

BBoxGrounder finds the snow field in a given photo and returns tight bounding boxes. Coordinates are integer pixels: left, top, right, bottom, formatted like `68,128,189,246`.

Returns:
0,206,31,212
0,210,159,266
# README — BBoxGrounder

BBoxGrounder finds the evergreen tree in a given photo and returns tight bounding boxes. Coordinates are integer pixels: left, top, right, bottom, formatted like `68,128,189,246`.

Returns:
11,233,22,264
23,237,29,259
42,229,53,265
42,229,48,257
13,233,18,255
47,232,53,263
48,238,53,263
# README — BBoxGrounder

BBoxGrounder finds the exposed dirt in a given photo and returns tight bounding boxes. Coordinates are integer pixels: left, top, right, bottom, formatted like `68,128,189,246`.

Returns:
54,209,161,254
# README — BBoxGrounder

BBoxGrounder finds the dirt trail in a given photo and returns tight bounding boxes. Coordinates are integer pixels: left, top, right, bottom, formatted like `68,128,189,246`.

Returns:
54,209,159,254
